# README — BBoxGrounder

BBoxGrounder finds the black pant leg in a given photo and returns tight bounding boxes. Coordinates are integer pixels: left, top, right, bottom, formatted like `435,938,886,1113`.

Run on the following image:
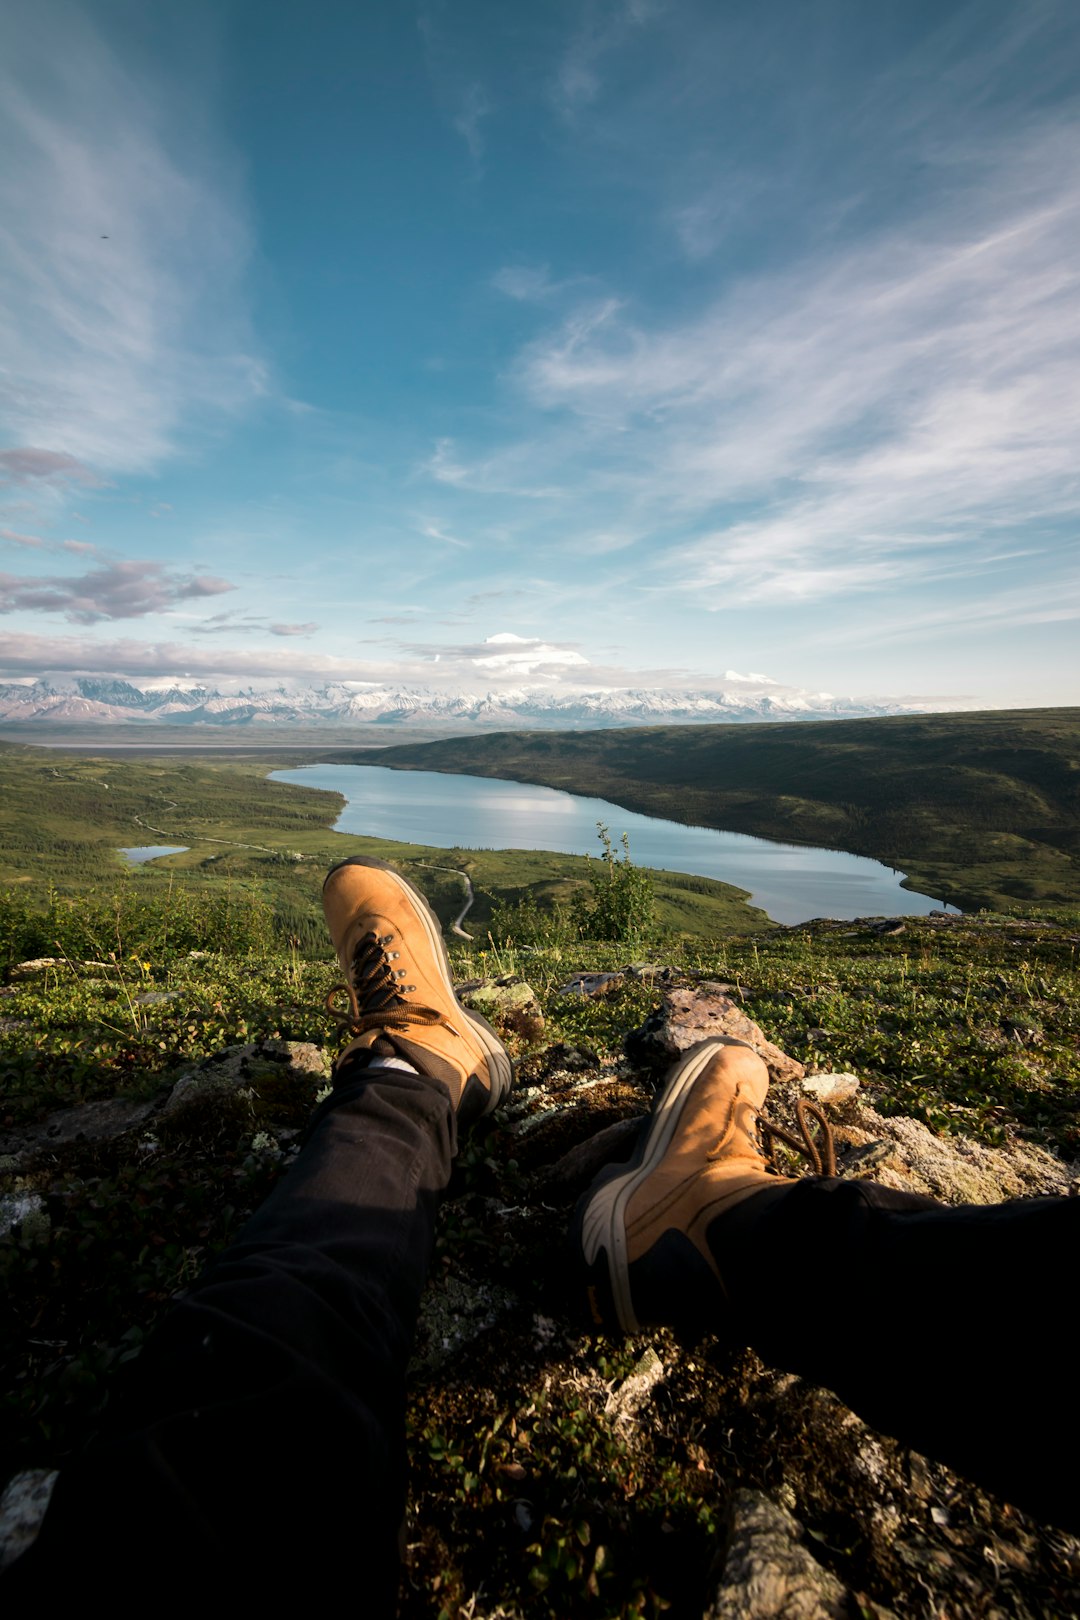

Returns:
4,1066,455,1609
711,1179,1080,1532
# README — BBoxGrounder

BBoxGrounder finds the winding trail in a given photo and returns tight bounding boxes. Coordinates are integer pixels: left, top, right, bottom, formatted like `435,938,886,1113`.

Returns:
413,861,476,939
130,810,276,856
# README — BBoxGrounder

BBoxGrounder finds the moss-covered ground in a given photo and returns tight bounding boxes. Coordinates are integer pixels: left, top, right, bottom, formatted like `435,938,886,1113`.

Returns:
2,892,1079,1614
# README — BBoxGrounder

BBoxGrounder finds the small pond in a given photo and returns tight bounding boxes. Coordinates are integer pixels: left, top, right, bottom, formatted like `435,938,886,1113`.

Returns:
118,845,189,865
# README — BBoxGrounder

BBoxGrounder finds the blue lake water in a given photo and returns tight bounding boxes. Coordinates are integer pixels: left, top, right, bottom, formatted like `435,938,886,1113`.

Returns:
271,765,944,926
119,845,189,865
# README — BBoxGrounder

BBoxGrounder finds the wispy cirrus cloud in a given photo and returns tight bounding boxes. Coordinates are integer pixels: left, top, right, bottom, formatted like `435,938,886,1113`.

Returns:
453,82,491,162
0,560,234,624
553,0,661,116
441,119,1080,616
270,621,319,637
0,4,264,478
2,528,101,557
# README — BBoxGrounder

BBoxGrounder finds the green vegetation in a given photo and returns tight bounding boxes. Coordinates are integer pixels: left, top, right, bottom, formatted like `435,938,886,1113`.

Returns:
3,890,1079,1615
2,736,1079,1615
0,745,764,956
329,706,1080,912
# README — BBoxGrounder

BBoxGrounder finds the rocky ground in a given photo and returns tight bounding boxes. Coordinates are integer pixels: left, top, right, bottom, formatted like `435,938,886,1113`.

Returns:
2,921,1079,1615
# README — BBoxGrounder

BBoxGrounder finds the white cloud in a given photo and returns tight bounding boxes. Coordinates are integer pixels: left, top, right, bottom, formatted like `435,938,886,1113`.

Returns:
0,4,264,477
462,121,1080,612
471,631,590,676
553,0,660,117
492,266,558,303
453,82,491,162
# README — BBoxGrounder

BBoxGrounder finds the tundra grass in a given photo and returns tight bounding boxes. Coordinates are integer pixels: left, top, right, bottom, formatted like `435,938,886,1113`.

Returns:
2,904,1079,1617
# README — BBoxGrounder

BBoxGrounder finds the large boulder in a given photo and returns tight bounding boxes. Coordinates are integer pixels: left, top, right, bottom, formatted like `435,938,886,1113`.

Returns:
838,1104,1079,1204
707,1488,897,1619
164,1039,330,1114
0,1095,157,1164
626,983,805,1085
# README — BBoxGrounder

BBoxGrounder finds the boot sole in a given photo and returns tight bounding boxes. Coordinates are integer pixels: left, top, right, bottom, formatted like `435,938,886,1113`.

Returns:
323,855,514,1114
575,1037,756,1333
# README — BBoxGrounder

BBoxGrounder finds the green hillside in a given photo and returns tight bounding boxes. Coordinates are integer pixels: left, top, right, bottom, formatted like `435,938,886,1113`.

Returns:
326,707,1080,911
0,745,765,956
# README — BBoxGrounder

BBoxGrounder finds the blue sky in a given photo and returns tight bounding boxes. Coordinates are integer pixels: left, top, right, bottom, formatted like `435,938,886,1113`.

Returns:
1,0,1079,707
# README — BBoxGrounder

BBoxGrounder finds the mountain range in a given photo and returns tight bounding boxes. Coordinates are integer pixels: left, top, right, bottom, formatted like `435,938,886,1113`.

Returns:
0,676,947,731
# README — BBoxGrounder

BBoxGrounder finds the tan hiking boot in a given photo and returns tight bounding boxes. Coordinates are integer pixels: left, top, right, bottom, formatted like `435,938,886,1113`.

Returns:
575,1038,816,1334
322,856,513,1123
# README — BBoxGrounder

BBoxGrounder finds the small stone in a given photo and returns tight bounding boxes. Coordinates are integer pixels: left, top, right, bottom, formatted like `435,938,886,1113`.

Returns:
133,990,180,1006
0,1189,50,1239
0,1469,59,1572
557,971,625,998
801,1073,860,1105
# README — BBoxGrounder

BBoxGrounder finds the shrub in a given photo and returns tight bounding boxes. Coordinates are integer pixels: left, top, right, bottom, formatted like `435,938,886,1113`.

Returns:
571,824,655,945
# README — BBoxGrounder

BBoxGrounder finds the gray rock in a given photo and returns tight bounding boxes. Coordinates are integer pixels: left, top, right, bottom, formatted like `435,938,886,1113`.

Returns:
0,1095,157,1162
557,971,625,998
0,1469,58,1572
841,1103,1078,1204
0,1189,50,1240
133,990,180,1006
707,1490,852,1619
8,958,111,981
625,963,677,983
801,1073,860,1105
164,1040,330,1114
626,984,805,1086
457,980,545,1043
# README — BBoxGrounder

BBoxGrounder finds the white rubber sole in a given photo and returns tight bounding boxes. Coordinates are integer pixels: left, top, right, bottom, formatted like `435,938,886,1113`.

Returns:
578,1038,755,1332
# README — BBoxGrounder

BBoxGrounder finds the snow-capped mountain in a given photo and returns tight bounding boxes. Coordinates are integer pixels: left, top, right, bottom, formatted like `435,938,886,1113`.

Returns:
0,676,938,730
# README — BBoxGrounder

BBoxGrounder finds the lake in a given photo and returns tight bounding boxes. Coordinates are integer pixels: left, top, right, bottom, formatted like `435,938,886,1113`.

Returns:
270,765,944,926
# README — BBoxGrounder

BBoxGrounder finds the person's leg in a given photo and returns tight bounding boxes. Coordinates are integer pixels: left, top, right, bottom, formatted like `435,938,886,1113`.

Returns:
7,1058,454,1607
576,1039,1080,1533
5,857,513,1605
712,1176,1079,1530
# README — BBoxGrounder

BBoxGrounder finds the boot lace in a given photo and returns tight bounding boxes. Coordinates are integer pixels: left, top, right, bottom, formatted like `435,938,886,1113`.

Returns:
760,1097,837,1177
326,930,457,1039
